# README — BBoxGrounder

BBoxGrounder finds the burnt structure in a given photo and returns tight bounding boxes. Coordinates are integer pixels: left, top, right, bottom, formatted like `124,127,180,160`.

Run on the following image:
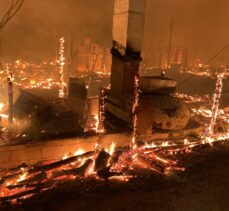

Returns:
105,0,146,129
13,78,88,140
104,0,200,139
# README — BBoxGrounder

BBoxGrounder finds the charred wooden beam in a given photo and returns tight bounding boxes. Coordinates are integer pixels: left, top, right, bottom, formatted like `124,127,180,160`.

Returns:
28,151,95,174
6,181,55,191
134,155,165,174
17,172,47,185
97,167,123,180
0,188,40,202
52,159,93,178
94,149,110,172
0,151,95,185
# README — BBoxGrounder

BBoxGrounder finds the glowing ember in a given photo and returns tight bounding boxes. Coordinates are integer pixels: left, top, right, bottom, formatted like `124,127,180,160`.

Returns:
74,149,86,156
98,88,106,134
131,75,140,148
94,115,99,133
58,37,66,99
205,73,224,138
0,129,229,204
106,141,116,156
0,103,4,111
0,61,228,204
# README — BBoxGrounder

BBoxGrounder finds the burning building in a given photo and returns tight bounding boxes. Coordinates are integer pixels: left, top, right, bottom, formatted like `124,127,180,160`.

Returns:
0,0,228,209
170,47,188,71
104,0,201,141
76,38,112,75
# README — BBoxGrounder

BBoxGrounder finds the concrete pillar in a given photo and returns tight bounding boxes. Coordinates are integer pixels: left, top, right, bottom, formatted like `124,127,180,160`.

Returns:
106,0,146,129
112,0,146,55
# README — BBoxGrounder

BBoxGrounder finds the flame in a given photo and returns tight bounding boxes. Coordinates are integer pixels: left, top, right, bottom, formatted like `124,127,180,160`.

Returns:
17,171,28,183
105,141,116,156
0,61,227,203
62,152,72,160
131,75,140,147
62,154,69,160
58,36,65,99
206,73,224,137
98,88,106,134
0,103,4,111
85,160,95,176
93,115,99,133
74,149,85,156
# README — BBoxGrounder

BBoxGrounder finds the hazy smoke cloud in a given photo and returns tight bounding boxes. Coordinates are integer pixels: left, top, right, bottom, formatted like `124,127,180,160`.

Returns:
0,0,114,61
0,0,229,64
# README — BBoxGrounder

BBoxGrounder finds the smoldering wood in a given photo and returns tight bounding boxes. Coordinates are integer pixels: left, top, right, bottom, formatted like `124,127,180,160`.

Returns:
0,151,95,185
134,155,165,174
6,181,55,191
97,167,123,180
17,172,47,185
52,159,93,178
94,149,110,172
148,153,177,166
109,151,125,165
0,188,40,202
28,151,95,174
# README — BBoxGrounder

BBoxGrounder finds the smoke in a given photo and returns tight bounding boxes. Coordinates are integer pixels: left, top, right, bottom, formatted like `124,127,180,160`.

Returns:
0,0,114,61
0,0,229,64
144,0,229,64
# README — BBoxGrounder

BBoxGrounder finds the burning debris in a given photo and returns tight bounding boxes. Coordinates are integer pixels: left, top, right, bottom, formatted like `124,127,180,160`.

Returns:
58,37,66,99
0,69,229,202
0,142,179,203
0,126,228,204
0,0,229,209
1,60,228,204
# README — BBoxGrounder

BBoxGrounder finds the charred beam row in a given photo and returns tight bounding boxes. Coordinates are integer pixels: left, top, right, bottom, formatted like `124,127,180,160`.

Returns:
0,145,183,203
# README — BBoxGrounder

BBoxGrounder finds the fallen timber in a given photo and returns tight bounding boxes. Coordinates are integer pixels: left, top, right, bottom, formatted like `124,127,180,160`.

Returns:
52,159,94,178
0,151,95,186
17,172,47,186
6,181,55,191
0,133,228,204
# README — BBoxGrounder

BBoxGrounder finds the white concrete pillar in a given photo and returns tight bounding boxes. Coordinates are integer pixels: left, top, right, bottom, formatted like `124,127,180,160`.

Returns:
105,0,147,129
112,0,146,55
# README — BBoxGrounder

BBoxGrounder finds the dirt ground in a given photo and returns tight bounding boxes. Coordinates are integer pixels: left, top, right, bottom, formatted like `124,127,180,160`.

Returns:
1,142,229,211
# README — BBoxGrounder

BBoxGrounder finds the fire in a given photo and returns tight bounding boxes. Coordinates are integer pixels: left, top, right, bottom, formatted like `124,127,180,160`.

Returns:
58,36,66,99
98,88,106,134
105,141,116,156
16,172,28,183
0,129,228,204
205,73,224,137
85,160,95,176
131,75,140,148
93,115,99,133
74,149,85,156
0,59,228,204
0,103,4,111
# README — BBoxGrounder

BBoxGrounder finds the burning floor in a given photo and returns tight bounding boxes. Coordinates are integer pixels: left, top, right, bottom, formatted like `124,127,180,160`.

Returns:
0,138,229,210
0,129,228,206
